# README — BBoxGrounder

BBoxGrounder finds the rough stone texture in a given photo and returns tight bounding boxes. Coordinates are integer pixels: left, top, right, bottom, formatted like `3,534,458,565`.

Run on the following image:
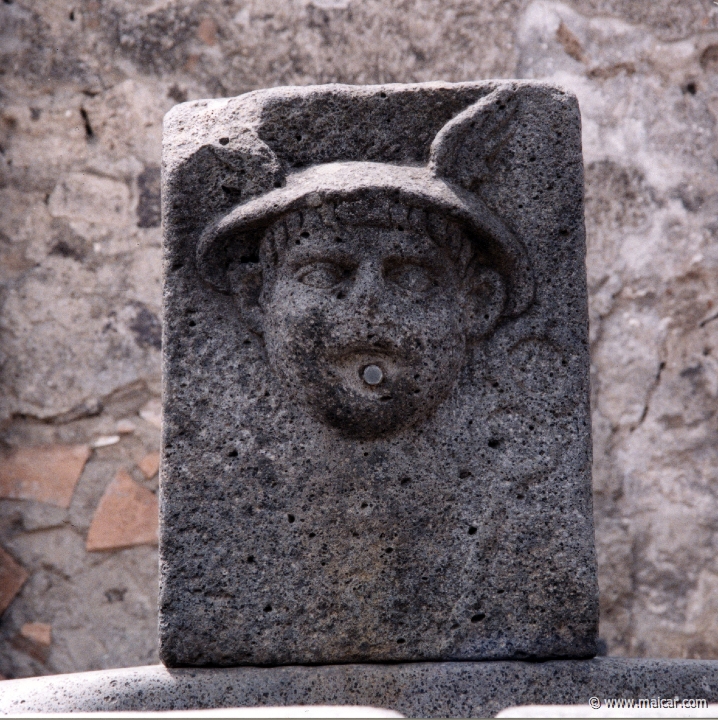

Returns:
160,80,596,666
2,659,718,717
2,0,718,678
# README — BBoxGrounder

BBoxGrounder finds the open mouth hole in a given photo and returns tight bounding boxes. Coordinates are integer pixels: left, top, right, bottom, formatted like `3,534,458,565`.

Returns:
362,364,384,385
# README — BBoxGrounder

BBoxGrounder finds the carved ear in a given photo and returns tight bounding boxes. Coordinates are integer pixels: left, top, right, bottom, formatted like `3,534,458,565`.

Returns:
226,256,264,335
463,266,507,341
198,223,266,335
429,86,519,193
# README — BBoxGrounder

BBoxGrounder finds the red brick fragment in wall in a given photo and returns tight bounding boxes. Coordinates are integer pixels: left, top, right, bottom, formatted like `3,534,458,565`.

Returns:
0,444,90,508
12,622,52,663
20,622,52,646
86,469,158,551
0,546,28,615
197,17,218,46
138,451,160,479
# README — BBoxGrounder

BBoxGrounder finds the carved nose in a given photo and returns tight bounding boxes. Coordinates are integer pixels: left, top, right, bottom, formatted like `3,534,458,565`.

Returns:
363,365,383,385
351,263,383,315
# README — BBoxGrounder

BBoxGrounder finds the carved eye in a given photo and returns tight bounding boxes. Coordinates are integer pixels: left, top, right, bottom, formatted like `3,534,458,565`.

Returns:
297,262,346,289
386,263,434,293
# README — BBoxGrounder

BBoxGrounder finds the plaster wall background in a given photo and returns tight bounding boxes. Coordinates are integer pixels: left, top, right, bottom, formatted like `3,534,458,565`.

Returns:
0,0,717,677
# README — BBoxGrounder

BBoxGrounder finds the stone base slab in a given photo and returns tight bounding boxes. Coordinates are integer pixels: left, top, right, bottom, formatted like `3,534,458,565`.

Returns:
1,659,718,717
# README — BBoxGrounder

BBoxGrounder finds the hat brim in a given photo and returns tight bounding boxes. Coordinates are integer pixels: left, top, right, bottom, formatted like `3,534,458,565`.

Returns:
196,162,533,317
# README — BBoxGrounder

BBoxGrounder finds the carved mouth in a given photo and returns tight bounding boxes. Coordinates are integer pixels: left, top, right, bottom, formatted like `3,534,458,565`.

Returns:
332,341,400,361
328,346,401,397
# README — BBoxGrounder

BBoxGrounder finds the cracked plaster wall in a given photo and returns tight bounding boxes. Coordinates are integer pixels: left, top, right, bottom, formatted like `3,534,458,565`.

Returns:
1,0,717,677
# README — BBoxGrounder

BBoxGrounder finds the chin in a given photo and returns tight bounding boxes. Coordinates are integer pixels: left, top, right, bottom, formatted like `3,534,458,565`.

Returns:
268,341,464,439
301,377,450,440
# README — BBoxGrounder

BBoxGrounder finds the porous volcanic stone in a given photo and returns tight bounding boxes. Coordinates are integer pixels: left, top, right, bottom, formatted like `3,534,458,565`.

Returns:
3,659,718,717
160,81,597,666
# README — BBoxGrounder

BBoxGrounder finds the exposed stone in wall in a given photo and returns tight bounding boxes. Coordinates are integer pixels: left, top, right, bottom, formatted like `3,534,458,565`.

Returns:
1,0,717,676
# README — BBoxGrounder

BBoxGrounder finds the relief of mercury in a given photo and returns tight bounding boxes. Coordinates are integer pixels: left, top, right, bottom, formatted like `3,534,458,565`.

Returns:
197,89,534,438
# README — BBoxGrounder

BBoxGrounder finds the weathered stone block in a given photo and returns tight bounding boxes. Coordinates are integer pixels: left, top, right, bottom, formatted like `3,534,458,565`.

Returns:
160,81,597,666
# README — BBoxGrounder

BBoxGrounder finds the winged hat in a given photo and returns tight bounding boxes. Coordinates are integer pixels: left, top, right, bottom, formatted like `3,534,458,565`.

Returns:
197,86,534,318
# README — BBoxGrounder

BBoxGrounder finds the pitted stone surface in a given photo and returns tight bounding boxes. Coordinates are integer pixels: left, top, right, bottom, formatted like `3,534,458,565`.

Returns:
160,81,597,666
2,660,718,717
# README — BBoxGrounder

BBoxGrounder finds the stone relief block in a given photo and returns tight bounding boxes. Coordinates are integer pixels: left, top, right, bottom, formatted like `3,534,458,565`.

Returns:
159,81,598,666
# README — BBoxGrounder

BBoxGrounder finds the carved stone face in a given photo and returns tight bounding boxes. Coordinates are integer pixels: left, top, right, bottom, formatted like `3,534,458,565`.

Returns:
255,203,504,438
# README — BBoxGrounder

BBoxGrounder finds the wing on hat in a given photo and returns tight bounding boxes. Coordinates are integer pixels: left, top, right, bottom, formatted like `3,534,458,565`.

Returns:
429,86,519,193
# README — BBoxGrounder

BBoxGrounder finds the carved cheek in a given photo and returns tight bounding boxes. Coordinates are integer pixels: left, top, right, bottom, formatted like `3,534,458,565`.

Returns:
404,292,465,344
268,296,334,363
